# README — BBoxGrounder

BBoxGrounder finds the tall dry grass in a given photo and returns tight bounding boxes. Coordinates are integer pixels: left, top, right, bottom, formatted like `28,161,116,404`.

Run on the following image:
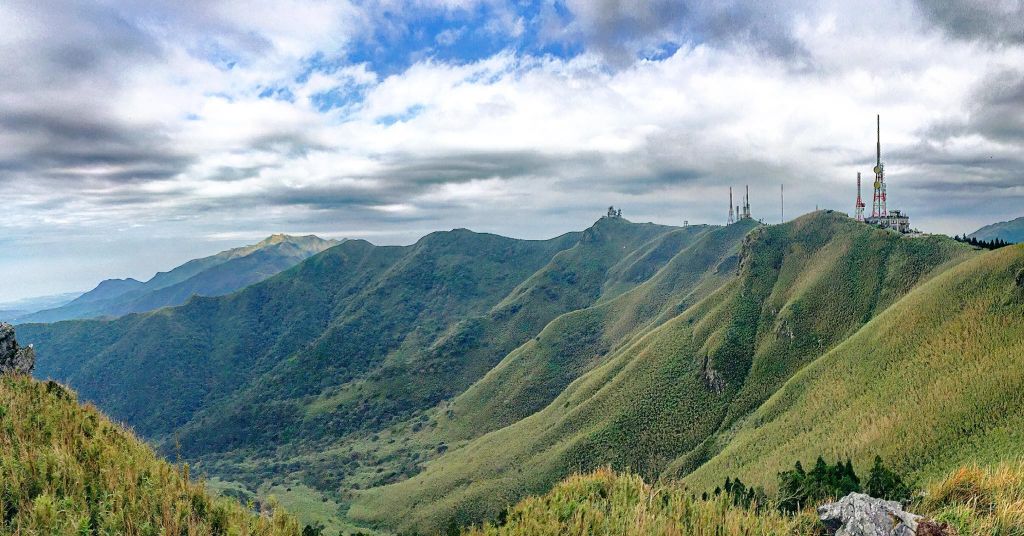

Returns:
0,375,300,536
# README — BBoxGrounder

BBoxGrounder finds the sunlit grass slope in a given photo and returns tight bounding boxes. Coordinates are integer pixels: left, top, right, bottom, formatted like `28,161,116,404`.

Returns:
0,375,300,535
684,243,1024,493
464,461,1024,536
465,467,817,536
350,212,977,533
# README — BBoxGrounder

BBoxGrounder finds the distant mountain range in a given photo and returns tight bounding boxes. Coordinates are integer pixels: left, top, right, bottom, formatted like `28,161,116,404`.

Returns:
970,216,1024,244
18,212,1024,534
0,291,83,322
16,234,339,324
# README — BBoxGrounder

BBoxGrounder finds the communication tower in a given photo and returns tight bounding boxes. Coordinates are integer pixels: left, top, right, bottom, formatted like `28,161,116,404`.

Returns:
728,188,735,224
855,172,865,222
871,115,887,219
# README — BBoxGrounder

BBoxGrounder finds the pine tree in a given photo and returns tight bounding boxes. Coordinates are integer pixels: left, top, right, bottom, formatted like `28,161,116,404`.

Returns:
865,456,912,503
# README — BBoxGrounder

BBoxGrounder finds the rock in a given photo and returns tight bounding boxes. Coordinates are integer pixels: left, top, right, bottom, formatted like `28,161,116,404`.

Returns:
0,322,35,376
818,493,921,536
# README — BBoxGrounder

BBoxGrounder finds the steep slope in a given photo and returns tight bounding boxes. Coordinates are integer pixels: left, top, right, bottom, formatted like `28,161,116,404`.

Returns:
683,243,1024,493
0,374,300,535
970,215,1024,244
18,234,339,323
440,220,757,440
349,212,977,533
169,218,682,460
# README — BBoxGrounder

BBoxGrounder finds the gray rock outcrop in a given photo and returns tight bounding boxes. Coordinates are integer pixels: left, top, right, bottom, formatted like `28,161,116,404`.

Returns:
818,493,920,536
0,322,35,376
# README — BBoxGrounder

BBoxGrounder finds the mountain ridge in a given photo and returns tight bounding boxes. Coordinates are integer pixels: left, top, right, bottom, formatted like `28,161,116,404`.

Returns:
18,234,340,324
970,215,1024,244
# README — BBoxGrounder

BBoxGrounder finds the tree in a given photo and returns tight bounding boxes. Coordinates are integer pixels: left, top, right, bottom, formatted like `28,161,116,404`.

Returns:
864,456,912,503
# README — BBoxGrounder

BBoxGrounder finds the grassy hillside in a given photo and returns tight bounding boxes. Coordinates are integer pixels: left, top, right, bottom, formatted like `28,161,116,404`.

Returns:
349,212,977,533
0,374,300,535
970,215,1024,244
683,243,1024,493
19,234,338,323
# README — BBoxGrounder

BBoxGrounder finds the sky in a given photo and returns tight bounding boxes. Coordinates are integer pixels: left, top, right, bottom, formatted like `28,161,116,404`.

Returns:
1,0,1022,301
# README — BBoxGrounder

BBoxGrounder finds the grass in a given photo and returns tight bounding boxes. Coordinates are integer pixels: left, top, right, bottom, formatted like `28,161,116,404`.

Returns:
464,467,820,536
464,461,1024,536
0,374,300,535
919,461,1024,534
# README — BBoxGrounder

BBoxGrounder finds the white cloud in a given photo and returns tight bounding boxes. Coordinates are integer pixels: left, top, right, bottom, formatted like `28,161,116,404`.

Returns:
1,0,1023,300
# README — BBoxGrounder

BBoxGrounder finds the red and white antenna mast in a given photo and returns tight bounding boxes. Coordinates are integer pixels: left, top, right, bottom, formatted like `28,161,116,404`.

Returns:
855,172,865,222
871,115,887,218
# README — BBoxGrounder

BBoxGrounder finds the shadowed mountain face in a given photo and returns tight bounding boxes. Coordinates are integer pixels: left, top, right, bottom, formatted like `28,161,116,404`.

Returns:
17,234,339,324
20,212,1023,535
970,216,1024,244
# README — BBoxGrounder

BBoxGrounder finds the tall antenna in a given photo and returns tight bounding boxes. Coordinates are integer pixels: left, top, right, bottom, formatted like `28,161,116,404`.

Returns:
876,115,881,167
780,184,784,223
728,187,734,224
744,185,751,219
871,114,887,218
855,172,865,222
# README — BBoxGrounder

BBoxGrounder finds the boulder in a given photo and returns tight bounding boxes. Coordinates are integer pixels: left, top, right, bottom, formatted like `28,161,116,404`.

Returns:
818,493,920,536
0,322,35,376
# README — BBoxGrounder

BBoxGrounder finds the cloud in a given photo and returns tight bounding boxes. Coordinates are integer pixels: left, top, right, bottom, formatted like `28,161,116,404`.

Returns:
554,0,812,66
1,0,1024,300
915,0,1024,44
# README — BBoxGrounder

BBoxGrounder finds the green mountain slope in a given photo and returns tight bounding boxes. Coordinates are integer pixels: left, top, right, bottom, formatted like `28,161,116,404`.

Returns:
170,218,685,457
349,212,977,533
441,220,757,440
0,374,300,535
970,215,1024,244
683,242,1024,493
18,234,339,323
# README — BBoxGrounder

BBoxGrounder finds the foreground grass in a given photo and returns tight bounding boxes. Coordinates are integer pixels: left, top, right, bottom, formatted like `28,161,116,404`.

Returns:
465,467,820,536
468,462,1024,536
920,461,1024,535
0,375,300,536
